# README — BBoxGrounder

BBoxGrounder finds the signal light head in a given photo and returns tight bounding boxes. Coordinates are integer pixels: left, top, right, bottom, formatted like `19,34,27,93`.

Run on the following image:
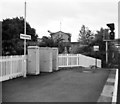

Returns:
106,23,115,31
109,31,115,40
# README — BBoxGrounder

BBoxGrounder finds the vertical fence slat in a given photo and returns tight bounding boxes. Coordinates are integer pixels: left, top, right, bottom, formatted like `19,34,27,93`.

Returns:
66,54,69,66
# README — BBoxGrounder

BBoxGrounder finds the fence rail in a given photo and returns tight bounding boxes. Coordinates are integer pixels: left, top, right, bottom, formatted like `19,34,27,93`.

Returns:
0,55,26,82
58,54,101,68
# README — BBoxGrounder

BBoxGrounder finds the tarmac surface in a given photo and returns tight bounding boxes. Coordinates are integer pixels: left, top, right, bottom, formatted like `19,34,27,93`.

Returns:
2,68,109,102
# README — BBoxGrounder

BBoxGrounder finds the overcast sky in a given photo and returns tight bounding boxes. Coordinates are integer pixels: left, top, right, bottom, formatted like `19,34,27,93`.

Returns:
1,0,118,41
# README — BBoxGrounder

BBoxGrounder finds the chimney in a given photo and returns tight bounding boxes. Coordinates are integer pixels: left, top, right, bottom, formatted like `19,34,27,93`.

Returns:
48,30,52,34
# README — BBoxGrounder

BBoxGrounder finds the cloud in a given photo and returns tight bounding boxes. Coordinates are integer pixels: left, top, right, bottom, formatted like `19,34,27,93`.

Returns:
1,0,118,41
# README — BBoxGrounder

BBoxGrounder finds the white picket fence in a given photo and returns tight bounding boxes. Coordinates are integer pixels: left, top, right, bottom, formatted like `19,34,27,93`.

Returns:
58,54,101,68
0,55,26,82
0,53,101,82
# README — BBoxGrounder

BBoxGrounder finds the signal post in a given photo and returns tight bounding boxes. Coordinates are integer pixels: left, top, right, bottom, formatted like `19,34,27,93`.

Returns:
104,23,115,67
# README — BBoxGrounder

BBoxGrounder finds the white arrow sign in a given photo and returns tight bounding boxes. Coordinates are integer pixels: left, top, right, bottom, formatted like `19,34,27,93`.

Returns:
20,34,31,40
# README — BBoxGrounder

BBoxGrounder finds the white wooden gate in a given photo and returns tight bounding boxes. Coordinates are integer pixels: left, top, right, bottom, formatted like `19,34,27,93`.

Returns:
58,54,101,68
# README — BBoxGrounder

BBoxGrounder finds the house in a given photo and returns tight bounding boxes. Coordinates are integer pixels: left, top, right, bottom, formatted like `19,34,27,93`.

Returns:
48,30,72,53
48,30,71,42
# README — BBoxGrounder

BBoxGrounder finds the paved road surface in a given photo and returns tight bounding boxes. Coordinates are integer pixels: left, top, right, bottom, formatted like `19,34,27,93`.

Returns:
2,68,109,102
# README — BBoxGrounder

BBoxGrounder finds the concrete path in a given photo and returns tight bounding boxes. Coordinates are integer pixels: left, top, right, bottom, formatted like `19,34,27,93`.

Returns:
2,68,109,102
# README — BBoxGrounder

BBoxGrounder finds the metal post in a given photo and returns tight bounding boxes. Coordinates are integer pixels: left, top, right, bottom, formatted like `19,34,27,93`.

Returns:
106,41,108,66
24,1,26,77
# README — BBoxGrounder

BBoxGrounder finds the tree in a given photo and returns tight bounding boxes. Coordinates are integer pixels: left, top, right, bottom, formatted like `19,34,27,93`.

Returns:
39,36,54,47
78,25,94,45
89,28,109,67
76,25,95,55
2,17,38,55
91,28,108,51
39,35,65,53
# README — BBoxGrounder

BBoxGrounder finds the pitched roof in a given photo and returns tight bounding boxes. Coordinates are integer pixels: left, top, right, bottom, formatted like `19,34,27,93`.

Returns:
50,31,71,37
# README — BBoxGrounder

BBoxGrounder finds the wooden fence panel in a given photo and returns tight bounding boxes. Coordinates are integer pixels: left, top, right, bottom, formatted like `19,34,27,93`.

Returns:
0,55,26,82
58,54,101,68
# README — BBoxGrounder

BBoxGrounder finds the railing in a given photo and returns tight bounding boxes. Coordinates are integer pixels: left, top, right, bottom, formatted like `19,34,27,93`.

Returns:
0,55,26,82
58,54,101,68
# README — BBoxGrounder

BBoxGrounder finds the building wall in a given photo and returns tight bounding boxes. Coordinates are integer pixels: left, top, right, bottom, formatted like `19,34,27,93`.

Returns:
51,31,71,42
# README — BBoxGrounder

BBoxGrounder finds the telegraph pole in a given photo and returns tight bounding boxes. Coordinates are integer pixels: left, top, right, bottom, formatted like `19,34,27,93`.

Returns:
24,1,26,55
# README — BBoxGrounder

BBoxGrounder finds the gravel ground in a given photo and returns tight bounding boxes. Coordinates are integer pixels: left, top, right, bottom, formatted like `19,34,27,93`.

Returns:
2,68,109,102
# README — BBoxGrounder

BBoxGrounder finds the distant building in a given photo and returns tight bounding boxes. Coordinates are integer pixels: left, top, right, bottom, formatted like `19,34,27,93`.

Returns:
48,30,72,53
48,30,71,42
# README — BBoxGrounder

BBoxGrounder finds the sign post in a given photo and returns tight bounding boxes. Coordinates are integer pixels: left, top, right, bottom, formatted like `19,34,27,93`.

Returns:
20,34,31,78
20,33,31,78
24,1,26,56
20,34,31,40
20,2,32,77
